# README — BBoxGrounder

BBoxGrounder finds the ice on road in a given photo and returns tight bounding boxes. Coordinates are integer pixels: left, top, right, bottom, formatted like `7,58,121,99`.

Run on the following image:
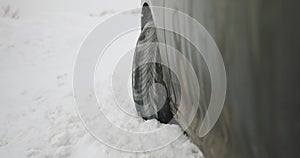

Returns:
0,14,203,158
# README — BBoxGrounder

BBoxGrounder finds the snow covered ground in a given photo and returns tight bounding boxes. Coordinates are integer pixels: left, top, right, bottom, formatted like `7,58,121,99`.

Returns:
0,13,204,158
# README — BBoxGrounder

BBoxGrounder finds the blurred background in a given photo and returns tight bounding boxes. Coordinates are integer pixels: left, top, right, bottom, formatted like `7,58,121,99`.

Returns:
0,0,139,18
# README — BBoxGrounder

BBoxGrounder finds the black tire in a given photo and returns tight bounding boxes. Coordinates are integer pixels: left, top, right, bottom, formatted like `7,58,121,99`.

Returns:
132,5,173,124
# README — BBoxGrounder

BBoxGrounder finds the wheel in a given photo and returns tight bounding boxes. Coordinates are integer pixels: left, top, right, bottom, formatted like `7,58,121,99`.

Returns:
132,5,174,124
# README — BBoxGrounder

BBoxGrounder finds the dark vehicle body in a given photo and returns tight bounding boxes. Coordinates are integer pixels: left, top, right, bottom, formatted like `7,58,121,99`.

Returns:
133,0,300,157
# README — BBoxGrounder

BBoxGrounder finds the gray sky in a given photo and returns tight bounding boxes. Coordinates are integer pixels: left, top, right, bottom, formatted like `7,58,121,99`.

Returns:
0,0,140,18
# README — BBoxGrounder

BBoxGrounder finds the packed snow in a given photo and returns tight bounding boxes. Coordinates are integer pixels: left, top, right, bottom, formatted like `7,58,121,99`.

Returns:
0,13,204,158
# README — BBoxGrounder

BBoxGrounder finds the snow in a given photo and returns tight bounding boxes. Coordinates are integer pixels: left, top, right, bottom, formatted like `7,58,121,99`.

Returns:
0,13,204,158
0,0,140,18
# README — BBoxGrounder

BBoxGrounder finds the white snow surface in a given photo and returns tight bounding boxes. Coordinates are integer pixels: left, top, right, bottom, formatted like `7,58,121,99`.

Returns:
0,14,204,158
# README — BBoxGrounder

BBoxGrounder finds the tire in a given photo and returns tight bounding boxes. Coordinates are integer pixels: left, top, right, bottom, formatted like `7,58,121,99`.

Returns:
132,5,173,124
